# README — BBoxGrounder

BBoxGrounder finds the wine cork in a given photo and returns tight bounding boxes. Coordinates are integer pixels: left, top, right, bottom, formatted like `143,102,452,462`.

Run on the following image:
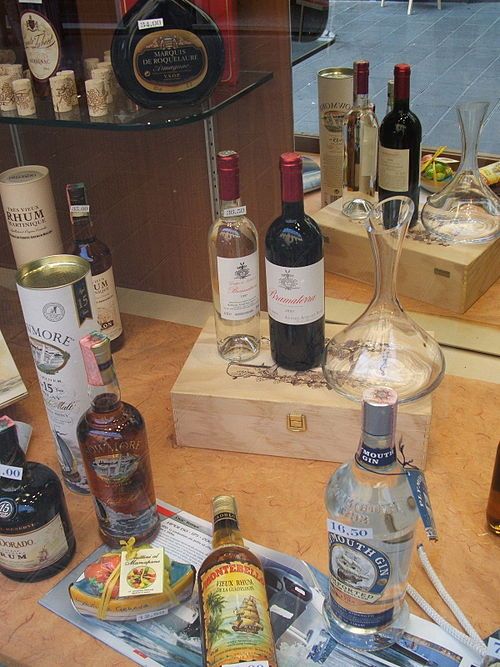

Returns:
12,78,36,117
85,79,107,117
49,75,73,113
6,64,23,79
97,61,112,70
91,68,113,104
0,75,16,112
104,51,111,63
23,69,32,82
56,70,78,106
84,57,99,79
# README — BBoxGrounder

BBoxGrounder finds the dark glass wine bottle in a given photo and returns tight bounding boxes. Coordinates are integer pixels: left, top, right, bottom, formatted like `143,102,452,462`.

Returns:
110,0,225,108
378,64,422,227
18,1,63,98
265,152,325,371
0,415,76,582
67,183,124,352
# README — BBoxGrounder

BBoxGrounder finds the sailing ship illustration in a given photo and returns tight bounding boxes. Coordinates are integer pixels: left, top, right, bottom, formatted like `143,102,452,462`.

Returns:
232,596,263,634
334,549,372,587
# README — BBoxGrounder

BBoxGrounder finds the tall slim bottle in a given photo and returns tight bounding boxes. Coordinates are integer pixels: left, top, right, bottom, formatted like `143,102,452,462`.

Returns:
324,387,418,650
208,151,260,362
265,152,325,371
67,182,124,352
378,64,422,227
342,60,379,219
77,332,160,547
198,495,278,667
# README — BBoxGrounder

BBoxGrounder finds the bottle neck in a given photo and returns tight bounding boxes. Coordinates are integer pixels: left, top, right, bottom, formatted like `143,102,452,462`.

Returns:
355,431,397,472
89,363,122,412
212,517,244,549
219,197,243,214
72,215,95,243
394,73,410,111
354,92,370,110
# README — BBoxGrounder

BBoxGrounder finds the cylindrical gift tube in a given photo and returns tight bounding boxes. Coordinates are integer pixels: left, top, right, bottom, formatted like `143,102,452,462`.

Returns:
12,78,36,117
56,70,78,106
0,75,16,112
0,165,63,267
49,75,73,113
85,79,108,117
16,255,98,494
84,57,99,80
91,68,113,104
318,67,354,206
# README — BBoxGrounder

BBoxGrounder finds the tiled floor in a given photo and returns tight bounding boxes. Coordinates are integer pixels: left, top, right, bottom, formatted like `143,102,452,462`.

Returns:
293,0,500,154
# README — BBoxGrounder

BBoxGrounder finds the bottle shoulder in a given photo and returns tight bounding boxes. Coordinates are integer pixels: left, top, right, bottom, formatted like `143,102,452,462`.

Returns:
199,544,263,574
71,239,112,270
380,108,422,136
265,212,323,264
79,400,145,435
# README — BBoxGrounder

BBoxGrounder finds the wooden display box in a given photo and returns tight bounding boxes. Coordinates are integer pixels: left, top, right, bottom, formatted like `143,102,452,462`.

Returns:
315,199,500,314
171,318,432,468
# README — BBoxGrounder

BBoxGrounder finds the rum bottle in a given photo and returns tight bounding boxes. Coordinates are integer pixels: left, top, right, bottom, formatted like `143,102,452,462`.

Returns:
208,150,260,362
0,416,75,582
198,495,277,667
77,332,159,547
324,387,418,650
67,182,124,352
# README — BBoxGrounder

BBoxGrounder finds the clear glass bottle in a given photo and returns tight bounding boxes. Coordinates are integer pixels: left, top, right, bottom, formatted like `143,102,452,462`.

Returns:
208,150,260,362
342,60,379,219
324,387,418,650
198,495,278,667
77,332,160,547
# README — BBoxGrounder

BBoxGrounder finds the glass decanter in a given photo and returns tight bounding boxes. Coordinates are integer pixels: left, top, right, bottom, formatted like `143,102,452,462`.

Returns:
323,196,445,403
421,101,500,244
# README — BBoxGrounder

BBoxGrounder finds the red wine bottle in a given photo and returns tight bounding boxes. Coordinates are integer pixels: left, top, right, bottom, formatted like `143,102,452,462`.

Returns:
378,64,422,227
265,152,325,371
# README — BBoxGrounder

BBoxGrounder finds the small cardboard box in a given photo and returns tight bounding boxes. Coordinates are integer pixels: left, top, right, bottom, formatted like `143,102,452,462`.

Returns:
171,318,432,468
315,199,500,314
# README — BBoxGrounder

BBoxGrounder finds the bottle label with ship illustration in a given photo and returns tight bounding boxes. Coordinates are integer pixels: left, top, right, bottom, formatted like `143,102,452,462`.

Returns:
200,559,275,667
0,513,68,572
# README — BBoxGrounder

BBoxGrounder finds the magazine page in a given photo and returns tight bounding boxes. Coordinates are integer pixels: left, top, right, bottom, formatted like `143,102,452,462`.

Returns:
40,501,481,667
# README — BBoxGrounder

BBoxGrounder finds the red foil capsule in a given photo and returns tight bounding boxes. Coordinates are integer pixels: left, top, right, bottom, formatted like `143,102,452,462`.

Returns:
355,60,369,96
394,63,411,102
280,152,303,203
217,150,240,201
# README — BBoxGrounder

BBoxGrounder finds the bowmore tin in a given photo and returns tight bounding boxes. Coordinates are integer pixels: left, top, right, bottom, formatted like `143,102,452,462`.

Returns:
16,255,98,493
318,67,353,206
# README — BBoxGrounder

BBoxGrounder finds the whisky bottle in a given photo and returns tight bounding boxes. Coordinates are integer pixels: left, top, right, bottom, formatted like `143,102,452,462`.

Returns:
486,443,500,535
208,150,260,362
324,387,418,650
342,60,378,220
0,415,76,582
67,183,124,352
77,332,160,547
198,495,278,667
110,0,225,109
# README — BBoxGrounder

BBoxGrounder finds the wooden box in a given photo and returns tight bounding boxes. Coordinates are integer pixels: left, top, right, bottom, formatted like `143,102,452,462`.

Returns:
315,198,500,314
171,318,432,468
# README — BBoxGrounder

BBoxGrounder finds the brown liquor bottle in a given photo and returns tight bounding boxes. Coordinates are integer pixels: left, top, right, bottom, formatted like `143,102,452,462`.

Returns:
198,495,277,667
77,332,160,547
486,443,500,535
67,183,124,352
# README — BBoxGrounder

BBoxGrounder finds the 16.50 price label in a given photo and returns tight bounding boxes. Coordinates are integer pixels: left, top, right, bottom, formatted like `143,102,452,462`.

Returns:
327,518,373,539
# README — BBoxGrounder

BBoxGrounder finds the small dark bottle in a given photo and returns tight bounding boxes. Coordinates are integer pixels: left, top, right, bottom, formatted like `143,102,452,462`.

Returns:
0,416,76,582
77,333,160,548
486,443,500,535
110,0,225,109
67,183,124,353
265,152,325,371
378,64,422,227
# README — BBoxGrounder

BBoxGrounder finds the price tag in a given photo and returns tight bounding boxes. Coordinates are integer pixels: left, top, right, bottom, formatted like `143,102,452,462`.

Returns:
222,205,247,218
223,662,269,667
405,469,438,541
0,464,23,481
19,0,43,4
327,519,373,540
136,607,170,623
70,205,89,214
119,547,164,597
138,18,164,30
487,636,500,658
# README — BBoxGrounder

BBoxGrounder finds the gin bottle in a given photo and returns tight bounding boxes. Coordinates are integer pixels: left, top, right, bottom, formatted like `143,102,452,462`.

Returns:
324,387,418,650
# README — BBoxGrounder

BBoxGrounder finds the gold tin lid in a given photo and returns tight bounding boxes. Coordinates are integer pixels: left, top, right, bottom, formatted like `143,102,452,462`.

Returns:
0,165,49,185
16,254,91,290
318,67,353,79
212,495,238,519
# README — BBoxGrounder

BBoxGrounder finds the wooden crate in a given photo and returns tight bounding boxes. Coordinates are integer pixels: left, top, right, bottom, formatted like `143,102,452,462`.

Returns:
315,198,500,314
171,317,432,468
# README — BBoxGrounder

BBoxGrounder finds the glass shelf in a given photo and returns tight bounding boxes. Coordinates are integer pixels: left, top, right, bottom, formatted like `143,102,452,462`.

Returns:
0,70,272,132
292,33,336,67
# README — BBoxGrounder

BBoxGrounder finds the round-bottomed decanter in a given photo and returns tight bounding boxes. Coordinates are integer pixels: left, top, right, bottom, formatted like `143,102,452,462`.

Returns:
323,196,445,403
421,101,500,244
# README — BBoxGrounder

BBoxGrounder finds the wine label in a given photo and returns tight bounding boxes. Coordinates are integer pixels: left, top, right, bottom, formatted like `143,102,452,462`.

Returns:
200,560,275,667
20,10,60,82
217,251,259,322
0,513,68,573
265,258,324,326
91,267,123,341
378,145,409,191
133,29,208,94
